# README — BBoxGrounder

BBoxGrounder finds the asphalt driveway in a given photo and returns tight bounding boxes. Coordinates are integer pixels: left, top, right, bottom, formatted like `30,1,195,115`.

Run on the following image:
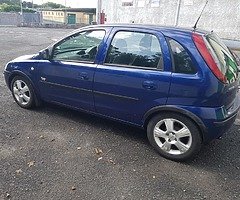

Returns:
0,27,239,200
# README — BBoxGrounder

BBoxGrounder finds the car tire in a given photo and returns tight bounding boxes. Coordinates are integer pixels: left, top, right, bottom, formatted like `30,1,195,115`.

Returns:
11,76,36,109
147,113,202,161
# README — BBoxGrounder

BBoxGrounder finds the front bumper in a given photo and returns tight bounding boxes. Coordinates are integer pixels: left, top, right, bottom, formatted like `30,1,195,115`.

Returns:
3,70,11,89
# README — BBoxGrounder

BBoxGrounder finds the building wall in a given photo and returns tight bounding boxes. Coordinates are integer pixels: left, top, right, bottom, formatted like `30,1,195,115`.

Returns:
42,11,65,24
71,12,88,24
101,0,240,40
42,11,96,25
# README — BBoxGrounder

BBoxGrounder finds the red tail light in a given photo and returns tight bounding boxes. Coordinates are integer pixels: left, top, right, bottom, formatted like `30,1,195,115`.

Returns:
192,33,227,83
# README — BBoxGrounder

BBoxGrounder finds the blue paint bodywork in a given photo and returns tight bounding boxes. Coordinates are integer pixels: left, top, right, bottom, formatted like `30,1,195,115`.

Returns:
4,24,240,143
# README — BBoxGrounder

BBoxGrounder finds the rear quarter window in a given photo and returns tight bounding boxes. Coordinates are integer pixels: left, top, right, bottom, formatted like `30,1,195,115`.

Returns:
168,38,196,74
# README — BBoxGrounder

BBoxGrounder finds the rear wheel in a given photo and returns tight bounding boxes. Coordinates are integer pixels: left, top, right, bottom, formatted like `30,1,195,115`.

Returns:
11,76,35,109
147,113,202,161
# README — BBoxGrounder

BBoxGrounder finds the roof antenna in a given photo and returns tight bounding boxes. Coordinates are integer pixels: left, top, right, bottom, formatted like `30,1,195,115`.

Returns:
193,0,208,30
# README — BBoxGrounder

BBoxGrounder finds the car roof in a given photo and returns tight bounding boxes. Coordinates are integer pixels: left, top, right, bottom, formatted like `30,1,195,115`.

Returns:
83,23,209,35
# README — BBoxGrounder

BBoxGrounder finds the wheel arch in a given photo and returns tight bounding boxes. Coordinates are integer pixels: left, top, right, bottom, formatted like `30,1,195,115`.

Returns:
8,70,42,106
8,70,31,88
143,106,207,142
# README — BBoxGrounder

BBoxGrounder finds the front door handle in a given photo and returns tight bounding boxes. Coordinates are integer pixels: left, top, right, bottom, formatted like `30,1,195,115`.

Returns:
78,72,89,80
142,81,157,90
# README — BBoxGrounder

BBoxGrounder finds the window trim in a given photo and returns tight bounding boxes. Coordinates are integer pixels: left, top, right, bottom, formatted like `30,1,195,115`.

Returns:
166,37,197,75
51,59,96,65
104,63,162,71
50,29,106,64
103,30,164,71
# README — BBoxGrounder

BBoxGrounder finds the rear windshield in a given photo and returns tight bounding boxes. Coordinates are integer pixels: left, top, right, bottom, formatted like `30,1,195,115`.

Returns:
205,33,238,83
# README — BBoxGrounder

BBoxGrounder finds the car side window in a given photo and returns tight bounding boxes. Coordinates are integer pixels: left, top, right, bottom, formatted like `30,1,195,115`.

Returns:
168,38,196,74
105,31,163,69
52,30,105,62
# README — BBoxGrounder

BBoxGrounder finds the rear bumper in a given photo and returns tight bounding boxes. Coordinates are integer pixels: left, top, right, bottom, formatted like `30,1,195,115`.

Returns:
214,112,238,127
210,112,238,139
177,92,240,143
203,92,240,142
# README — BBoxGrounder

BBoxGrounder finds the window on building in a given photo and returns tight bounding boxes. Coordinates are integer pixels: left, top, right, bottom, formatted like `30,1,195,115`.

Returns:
105,31,163,69
168,38,196,74
52,30,105,62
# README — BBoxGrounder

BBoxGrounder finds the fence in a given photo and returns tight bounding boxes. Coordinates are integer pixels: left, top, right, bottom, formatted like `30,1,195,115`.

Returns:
0,12,42,26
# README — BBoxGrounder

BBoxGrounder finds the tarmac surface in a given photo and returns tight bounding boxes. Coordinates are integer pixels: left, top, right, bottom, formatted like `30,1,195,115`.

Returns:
0,27,239,200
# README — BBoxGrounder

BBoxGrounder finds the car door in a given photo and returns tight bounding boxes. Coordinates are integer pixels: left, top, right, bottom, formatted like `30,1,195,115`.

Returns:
37,29,106,111
93,28,172,125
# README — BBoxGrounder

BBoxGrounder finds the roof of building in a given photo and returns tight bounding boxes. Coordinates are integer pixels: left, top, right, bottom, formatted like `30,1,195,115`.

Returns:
42,8,96,13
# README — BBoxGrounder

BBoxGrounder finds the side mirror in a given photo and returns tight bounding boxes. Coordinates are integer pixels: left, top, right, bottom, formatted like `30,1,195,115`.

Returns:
39,49,50,60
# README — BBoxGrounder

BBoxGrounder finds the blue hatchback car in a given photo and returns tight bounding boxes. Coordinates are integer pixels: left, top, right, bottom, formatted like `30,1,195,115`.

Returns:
4,24,240,161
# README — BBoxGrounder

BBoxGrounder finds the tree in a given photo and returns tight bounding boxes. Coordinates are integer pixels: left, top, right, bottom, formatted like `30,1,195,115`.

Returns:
0,2,35,12
42,2,66,9
0,0,19,5
22,1,33,8
0,0,66,12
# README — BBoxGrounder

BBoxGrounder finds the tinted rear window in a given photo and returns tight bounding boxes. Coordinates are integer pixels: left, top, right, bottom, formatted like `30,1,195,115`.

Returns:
168,38,196,74
206,34,238,83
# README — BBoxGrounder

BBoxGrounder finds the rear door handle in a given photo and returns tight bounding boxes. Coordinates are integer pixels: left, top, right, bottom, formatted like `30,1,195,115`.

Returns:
78,72,89,80
142,81,157,90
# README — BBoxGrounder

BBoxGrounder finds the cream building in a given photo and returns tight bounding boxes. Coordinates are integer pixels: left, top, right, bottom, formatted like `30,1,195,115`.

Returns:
42,8,96,25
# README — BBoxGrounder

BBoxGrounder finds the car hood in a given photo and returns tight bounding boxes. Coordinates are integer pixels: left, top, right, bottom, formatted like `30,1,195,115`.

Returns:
12,54,38,62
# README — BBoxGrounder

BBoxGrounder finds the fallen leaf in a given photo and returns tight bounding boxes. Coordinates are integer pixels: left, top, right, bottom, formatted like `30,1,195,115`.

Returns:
6,193,10,198
27,161,35,167
77,147,81,150
51,138,55,142
94,148,103,155
98,157,103,161
16,169,23,174
153,176,156,179
108,159,116,165
40,135,44,139
71,186,76,190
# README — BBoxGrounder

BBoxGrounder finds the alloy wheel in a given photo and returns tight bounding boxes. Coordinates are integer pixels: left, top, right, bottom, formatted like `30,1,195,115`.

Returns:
153,118,192,155
13,80,31,106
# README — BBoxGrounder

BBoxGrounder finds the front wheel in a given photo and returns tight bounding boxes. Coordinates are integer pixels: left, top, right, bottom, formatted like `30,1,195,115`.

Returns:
11,76,35,109
147,113,202,161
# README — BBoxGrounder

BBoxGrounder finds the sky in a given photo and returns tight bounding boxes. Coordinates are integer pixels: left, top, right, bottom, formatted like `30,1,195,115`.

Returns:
33,0,97,8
